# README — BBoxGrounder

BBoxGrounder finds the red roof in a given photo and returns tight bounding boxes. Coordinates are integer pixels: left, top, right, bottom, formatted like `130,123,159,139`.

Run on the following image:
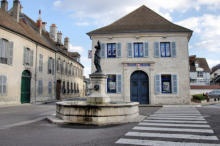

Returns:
191,85,220,89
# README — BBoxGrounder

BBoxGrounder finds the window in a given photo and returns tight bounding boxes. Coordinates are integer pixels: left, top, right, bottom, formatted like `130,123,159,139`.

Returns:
160,42,171,57
161,75,172,93
48,57,54,75
39,54,43,72
38,80,43,95
197,71,203,78
107,75,116,93
23,47,33,66
74,83,76,93
134,43,143,57
62,81,66,94
48,81,52,95
71,82,73,93
65,62,68,75
67,82,69,93
0,75,7,95
69,64,72,75
107,43,116,58
61,61,64,74
57,58,60,72
77,84,79,93
0,39,13,65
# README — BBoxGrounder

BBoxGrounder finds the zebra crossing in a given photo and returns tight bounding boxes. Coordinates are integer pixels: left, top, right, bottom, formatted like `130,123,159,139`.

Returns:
116,106,220,146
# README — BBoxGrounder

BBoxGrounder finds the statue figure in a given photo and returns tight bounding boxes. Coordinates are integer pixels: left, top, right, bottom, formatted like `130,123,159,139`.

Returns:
94,41,102,73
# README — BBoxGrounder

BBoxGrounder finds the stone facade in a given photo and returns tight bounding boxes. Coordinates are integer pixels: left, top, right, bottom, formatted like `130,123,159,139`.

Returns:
88,6,192,105
0,1,84,104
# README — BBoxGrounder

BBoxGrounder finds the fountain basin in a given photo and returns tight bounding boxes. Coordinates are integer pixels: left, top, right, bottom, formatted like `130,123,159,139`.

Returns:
55,100,141,125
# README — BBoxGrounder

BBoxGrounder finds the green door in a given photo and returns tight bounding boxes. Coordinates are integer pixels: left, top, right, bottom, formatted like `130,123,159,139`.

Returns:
21,70,31,103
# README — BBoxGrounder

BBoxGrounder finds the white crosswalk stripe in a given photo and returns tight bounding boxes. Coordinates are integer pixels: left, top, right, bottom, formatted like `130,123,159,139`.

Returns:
116,106,220,146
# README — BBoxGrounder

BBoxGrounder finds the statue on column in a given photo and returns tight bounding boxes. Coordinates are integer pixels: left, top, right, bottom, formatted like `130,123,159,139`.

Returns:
94,41,102,73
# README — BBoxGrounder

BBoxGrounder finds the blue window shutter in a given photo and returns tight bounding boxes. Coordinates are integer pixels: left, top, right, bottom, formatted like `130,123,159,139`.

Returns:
172,75,178,94
101,43,105,58
30,50,33,66
116,74,122,93
52,59,55,75
144,42,149,57
116,43,122,58
171,42,176,57
127,43,132,58
154,42,159,58
155,75,161,94
0,76,2,94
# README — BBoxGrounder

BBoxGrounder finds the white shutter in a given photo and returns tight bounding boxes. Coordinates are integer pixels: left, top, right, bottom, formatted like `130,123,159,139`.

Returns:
52,59,55,75
127,43,132,58
116,74,122,93
8,42,13,65
2,40,6,59
30,50,33,66
5,41,10,64
172,75,178,94
154,42,160,58
144,42,149,57
171,42,176,57
3,76,6,94
23,47,26,65
0,76,2,94
116,43,122,58
0,39,3,58
155,74,161,94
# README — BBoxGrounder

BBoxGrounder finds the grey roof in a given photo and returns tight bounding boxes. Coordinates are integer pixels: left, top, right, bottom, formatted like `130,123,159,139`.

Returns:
87,5,193,36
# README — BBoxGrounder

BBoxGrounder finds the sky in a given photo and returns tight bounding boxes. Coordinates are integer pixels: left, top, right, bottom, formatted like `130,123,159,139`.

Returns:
7,0,220,77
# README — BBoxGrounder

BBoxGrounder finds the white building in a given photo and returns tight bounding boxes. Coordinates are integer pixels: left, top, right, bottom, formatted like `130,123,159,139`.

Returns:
88,5,193,105
189,55,210,86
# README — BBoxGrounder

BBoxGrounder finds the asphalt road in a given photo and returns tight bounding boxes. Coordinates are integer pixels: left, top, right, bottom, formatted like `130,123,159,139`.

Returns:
0,104,220,146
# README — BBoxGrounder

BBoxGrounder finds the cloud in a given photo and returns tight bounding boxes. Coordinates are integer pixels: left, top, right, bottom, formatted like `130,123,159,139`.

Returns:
69,44,84,53
176,14,220,52
75,22,89,26
207,59,220,68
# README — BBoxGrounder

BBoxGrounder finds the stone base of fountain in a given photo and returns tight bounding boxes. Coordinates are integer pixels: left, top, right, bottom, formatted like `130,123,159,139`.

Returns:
48,73,144,126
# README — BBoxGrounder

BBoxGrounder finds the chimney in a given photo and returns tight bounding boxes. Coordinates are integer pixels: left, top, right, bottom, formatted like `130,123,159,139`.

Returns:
12,0,21,22
57,31,62,44
64,37,69,50
42,22,47,32
49,24,57,42
36,10,42,35
1,0,8,11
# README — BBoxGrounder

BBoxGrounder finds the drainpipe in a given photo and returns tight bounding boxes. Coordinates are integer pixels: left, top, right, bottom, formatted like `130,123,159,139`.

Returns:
54,51,57,100
34,43,38,104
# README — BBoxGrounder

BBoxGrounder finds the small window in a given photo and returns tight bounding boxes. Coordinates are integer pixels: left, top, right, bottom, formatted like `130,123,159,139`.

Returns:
160,42,171,57
107,75,116,93
197,71,203,78
161,75,172,93
107,43,116,58
134,43,143,57
0,75,7,95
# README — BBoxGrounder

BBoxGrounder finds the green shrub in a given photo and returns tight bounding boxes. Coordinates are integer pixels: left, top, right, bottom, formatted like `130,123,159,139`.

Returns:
192,94,206,101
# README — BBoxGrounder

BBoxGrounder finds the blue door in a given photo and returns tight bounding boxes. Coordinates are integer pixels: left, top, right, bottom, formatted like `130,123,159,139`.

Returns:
130,71,149,104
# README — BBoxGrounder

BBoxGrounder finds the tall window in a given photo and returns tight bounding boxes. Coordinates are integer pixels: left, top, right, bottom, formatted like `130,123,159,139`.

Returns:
38,80,43,95
107,43,116,58
57,58,60,72
23,48,33,66
48,81,52,95
61,61,64,74
65,62,68,75
161,75,172,93
62,81,66,94
67,82,70,93
71,82,73,93
0,39,13,65
160,42,171,57
134,43,143,57
107,75,116,93
0,75,7,95
39,54,43,72
48,57,54,75
74,83,76,93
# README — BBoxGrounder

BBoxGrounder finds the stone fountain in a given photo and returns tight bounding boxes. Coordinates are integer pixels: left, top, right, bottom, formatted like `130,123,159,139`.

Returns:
50,41,142,125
